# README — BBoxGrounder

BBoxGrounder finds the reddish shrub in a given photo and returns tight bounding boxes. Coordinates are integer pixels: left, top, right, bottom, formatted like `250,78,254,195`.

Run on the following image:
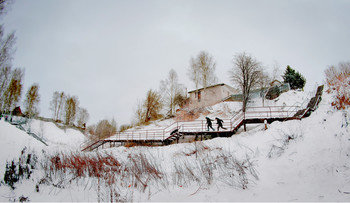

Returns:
48,152,121,180
325,63,350,110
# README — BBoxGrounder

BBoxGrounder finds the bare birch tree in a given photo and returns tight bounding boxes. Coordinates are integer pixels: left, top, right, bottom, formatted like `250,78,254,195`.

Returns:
95,119,117,140
258,70,271,106
160,69,186,116
76,107,89,128
0,28,16,112
188,57,201,91
229,52,262,113
0,0,13,16
270,61,282,83
188,51,218,90
64,95,79,126
23,83,40,118
50,91,66,121
0,27,15,69
0,66,11,111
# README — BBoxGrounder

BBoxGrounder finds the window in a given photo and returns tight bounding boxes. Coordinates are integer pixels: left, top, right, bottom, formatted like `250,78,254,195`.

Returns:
197,91,201,102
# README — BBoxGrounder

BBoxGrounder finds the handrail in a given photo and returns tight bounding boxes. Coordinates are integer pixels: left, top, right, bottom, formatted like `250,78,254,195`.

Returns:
82,97,311,151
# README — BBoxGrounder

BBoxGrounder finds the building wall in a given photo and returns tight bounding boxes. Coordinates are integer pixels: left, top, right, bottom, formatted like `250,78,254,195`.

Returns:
188,84,238,108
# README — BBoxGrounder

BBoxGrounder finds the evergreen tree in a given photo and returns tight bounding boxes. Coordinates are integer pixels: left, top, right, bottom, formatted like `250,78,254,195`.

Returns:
282,65,306,90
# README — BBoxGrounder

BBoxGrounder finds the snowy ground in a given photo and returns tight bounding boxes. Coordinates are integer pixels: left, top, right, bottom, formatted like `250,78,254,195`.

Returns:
1,89,350,202
107,90,312,142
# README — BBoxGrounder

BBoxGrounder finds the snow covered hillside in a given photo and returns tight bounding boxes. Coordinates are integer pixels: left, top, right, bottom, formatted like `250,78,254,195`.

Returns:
118,89,311,134
0,89,349,202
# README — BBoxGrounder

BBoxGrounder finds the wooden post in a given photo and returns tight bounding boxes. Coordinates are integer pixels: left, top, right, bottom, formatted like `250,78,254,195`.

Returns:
264,119,268,130
243,111,247,132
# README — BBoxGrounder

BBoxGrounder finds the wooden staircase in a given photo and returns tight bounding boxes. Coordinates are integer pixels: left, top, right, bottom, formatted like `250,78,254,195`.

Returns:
82,85,325,151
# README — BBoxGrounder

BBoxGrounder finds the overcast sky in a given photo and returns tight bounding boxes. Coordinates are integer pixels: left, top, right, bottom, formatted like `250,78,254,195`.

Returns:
2,0,350,126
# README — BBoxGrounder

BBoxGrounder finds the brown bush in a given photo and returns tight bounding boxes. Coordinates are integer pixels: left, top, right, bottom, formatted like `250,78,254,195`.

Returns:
325,63,350,110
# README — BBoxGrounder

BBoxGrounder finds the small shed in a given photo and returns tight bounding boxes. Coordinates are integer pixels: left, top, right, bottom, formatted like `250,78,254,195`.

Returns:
12,106,23,116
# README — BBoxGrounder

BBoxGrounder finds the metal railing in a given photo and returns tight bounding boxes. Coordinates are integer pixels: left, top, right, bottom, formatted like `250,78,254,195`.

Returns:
81,100,307,151
110,104,302,142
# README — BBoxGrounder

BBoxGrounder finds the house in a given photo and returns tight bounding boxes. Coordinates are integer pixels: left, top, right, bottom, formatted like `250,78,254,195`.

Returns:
187,83,239,108
12,106,23,116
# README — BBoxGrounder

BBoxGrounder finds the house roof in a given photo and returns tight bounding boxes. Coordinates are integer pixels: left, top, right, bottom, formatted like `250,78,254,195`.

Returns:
188,83,232,93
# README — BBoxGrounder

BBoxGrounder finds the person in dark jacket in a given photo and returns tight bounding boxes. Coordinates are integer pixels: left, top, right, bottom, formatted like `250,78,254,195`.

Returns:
215,117,227,131
206,117,215,131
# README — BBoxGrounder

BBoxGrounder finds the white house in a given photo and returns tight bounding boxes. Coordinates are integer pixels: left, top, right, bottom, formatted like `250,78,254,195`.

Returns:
187,83,239,108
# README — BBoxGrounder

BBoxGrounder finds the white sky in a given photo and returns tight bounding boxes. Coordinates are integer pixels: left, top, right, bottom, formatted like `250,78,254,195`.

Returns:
2,0,350,126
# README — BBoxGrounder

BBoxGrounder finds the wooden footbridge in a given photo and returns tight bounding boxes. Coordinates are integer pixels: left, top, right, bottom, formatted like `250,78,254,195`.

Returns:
81,85,324,152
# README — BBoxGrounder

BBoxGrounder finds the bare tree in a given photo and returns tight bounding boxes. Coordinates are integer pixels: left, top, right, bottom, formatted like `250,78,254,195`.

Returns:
76,107,89,128
0,66,11,111
270,61,282,83
23,83,40,118
144,89,163,123
95,119,117,140
64,95,79,126
50,91,66,121
188,57,201,91
258,70,271,106
0,0,14,16
0,0,16,113
188,51,218,90
50,91,59,119
173,92,186,109
2,68,24,112
230,52,262,113
135,89,163,124
160,69,186,116
134,99,145,124
0,27,15,69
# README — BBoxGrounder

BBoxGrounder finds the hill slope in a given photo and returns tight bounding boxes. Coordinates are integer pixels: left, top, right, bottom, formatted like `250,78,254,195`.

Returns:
0,90,349,202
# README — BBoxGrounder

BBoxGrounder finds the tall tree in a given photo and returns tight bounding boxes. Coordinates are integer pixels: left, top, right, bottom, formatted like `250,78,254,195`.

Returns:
271,61,282,83
50,91,66,121
0,0,14,16
0,0,16,111
143,89,163,123
258,70,271,106
0,26,15,69
135,89,163,124
64,95,79,125
0,0,20,114
95,119,117,140
23,83,40,118
160,69,186,116
188,51,217,90
2,68,24,112
76,107,89,128
0,66,11,111
188,57,201,91
229,52,262,113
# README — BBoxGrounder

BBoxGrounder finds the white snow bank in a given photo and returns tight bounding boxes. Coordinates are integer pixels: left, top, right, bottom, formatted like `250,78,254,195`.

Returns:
24,119,87,151
0,118,87,185
1,89,350,202
0,120,47,177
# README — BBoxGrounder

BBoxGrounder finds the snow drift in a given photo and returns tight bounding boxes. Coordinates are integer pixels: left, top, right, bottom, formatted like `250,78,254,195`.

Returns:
0,90,349,202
